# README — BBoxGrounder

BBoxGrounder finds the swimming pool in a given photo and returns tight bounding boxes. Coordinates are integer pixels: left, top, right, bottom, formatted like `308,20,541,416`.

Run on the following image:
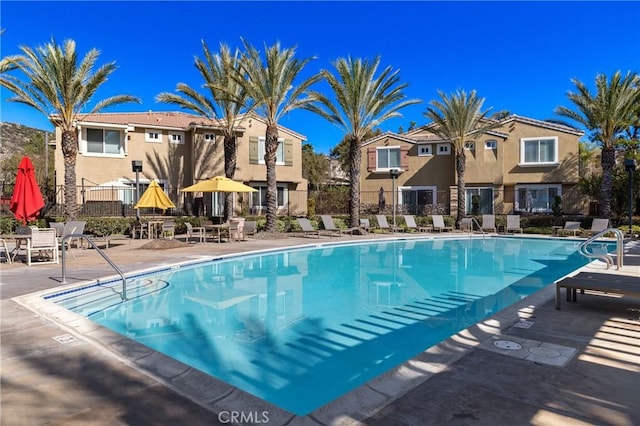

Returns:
45,236,594,415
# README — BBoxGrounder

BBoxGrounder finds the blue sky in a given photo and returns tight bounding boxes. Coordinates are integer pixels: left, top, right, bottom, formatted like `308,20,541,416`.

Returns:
1,1,639,154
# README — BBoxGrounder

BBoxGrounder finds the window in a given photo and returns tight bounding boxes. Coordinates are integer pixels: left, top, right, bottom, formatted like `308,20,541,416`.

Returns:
464,142,475,150
436,143,450,155
145,129,161,143
251,185,287,210
485,140,497,149
204,133,215,142
418,145,432,156
169,132,184,144
86,128,122,155
520,137,558,165
515,184,561,213
377,146,401,170
399,186,436,211
465,188,494,214
258,137,284,165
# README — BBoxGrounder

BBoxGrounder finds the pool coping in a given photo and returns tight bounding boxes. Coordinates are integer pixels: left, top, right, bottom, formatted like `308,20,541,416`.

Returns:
11,235,604,425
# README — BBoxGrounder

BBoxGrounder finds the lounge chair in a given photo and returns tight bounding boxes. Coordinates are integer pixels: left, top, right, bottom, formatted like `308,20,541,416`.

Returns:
359,218,371,234
26,228,59,266
583,218,609,236
404,215,431,232
557,221,581,237
296,218,323,238
185,222,206,243
506,215,523,233
482,214,497,233
431,215,453,232
460,217,473,233
375,215,398,232
320,215,357,236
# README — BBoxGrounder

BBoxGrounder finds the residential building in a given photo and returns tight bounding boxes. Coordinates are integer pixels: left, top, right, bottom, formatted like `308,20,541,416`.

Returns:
360,114,585,217
52,111,308,216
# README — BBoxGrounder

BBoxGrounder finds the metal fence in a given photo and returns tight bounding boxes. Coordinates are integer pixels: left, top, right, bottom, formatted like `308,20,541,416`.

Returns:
0,184,591,219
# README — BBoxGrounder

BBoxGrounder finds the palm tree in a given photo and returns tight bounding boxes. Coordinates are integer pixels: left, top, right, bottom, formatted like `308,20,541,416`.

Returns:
424,89,501,225
0,38,140,219
156,41,251,220
555,71,640,218
236,40,320,232
307,56,419,228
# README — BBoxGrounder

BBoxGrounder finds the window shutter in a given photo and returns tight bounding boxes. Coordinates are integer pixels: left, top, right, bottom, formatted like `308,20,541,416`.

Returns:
249,136,259,164
401,147,410,170
367,147,376,172
284,139,293,166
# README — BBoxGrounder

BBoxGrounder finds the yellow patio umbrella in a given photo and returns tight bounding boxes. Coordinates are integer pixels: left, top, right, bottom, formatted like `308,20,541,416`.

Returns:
181,176,257,193
134,180,176,211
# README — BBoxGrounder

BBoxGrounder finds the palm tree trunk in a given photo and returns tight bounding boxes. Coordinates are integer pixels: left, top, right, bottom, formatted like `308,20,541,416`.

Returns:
264,125,279,232
348,136,362,228
599,145,615,218
223,135,237,221
61,130,79,219
456,149,466,227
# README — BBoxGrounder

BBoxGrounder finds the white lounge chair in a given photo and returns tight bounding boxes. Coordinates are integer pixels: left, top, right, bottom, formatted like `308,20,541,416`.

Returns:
320,215,357,236
404,215,431,232
506,215,523,233
583,218,609,236
359,218,371,234
482,214,497,233
557,221,582,237
375,215,399,232
460,217,473,233
431,215,453,232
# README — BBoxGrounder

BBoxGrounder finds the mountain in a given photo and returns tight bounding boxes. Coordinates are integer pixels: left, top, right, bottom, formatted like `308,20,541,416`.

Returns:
0,122,55,192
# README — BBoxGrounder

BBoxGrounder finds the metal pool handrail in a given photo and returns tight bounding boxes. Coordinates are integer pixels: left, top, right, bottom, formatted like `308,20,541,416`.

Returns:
61,234,128,300
470,217,486,239
578,228,624,270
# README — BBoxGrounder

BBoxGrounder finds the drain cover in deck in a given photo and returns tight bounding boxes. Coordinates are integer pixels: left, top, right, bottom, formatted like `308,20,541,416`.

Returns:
493,340,522,350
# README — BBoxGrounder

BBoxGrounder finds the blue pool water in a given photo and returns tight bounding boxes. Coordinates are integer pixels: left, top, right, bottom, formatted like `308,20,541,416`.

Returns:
47,237,596,415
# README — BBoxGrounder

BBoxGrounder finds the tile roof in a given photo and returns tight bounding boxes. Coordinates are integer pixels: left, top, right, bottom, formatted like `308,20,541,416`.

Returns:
74,111,222,130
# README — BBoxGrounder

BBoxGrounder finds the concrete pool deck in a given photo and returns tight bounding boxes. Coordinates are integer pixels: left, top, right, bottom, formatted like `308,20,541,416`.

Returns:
1,233,639,425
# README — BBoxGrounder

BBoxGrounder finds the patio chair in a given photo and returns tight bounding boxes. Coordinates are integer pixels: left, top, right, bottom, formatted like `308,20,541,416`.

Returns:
131,220,149,239
62,220,87,248
359,218,371,234
296,217,322,238
0,238,11,264
583,218,609,236
185,222,206,243
242,221,257,240
320,215,357,236
482,214,497,233
375,215,395,233
431,215,453,232
161,220,175,239
557,221,582,237
26,228,59,266
404,215,431,232
506,215,523,233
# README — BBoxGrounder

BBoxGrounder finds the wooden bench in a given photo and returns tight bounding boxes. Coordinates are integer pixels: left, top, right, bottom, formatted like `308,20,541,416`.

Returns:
555,272,640,309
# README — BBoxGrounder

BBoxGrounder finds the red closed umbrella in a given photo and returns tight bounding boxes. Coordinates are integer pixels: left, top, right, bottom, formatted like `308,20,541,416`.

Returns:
10,156,45,224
